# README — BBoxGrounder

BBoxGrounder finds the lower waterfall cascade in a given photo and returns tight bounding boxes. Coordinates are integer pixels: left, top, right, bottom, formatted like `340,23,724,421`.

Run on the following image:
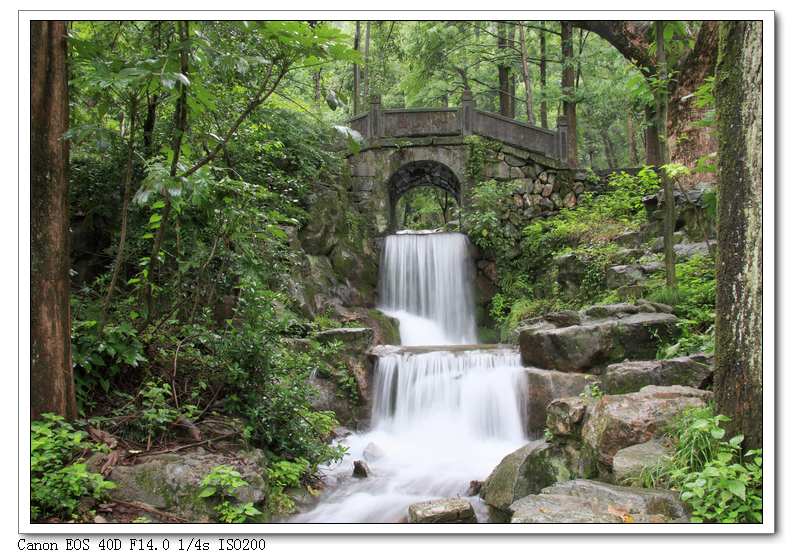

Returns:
292,232,529,523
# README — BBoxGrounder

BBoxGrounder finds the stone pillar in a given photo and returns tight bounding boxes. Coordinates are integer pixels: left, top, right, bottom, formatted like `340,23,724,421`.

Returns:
368,94,382,139
460,89,474,135
556,116,569,166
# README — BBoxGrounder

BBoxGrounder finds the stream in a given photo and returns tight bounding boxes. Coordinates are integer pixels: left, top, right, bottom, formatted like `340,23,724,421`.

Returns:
292,232,529,523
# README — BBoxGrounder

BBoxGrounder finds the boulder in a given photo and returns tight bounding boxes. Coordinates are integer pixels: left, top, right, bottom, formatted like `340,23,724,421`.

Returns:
407,498,477,523
582,385,712,467
352,460,370,478
510,479,688,523
582,302,644,319
606,265,647,289
524,369,596,435
612,440,673,483
108,450,267,521
363,442,386,462
519,312,680,372
601,354,713,394
545,396,592,440
614,230,644,248
480,441,591,514
674,242,713,260
308,372,356,425
553,253,588,296
510,494,621,523
315,327,374,352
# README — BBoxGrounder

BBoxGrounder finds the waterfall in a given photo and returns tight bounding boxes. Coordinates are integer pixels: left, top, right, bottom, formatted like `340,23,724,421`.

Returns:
292,231,528,523
378,232,478,345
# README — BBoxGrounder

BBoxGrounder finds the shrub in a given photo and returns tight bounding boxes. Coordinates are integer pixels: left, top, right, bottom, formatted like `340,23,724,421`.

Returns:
199,464,263,523
635,405,763,523
30,414,115,521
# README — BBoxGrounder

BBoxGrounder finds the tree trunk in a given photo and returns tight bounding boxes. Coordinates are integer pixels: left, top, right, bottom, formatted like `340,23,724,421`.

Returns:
497,22,512,117
144,21,189,319
363,21,371,100
561,21,577,167
518,23,535,125
100,96,138,330
713,20,763,450
353,21,361,114
600,128,618,170
656,21,677,290
627,111,639,165
539,27,548,129
645,105,661,165
30,20,76,420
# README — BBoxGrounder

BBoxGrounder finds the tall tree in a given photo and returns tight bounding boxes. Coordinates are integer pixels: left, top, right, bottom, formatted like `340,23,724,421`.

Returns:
560,21,577,166
518,22,535,125
656,21,677,290
353,21,361,113
539,25,548,128
713,20,763,450
496,21,513,117
30,20,77,419
363,21,371,100
572,20,718,169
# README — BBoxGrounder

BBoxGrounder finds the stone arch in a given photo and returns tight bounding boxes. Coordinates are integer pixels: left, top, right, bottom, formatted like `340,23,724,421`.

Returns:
386,160,462,230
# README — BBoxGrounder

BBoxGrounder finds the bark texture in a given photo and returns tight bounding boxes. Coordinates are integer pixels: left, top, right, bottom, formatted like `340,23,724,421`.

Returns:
561,21,577,167
714,20,763,450
30,21,77,419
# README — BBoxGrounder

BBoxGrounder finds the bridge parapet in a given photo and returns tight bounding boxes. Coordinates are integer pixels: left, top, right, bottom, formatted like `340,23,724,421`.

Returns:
349,92,566,163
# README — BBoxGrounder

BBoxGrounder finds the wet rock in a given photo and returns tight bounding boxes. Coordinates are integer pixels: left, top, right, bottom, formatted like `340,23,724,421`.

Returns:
352,460,370,478
546,396,593,439
601,354,713,394
519,311,679,372
363,442,386,462
407,498,477,523
613,440,673,483
480,440,591,514
467,480,483,496
511,479,687,523
582,385,711,467
524,369,596,435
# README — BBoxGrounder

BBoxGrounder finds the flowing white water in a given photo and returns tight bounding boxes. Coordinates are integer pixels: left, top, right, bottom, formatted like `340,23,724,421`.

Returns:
378,233,478,345
292,232,528,523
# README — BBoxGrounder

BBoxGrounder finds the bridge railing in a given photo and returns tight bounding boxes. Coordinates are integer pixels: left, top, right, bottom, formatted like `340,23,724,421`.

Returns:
349,92,568,163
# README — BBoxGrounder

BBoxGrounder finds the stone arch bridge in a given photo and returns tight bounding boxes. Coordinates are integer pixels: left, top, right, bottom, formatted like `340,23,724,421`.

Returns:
346,91,590,233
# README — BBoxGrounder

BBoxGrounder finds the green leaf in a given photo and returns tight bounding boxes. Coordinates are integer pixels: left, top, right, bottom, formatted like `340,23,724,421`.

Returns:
725,480,746,500
198,486,216,498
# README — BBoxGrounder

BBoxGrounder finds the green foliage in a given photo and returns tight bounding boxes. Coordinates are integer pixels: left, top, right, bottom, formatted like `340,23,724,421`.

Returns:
579,381,603,400
651,255,716,358
466,179,522,257
265,458,311,514
31,414,115,521
71,319,147,413
199,465,263,523
488,169,660,339
635,405,763,523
